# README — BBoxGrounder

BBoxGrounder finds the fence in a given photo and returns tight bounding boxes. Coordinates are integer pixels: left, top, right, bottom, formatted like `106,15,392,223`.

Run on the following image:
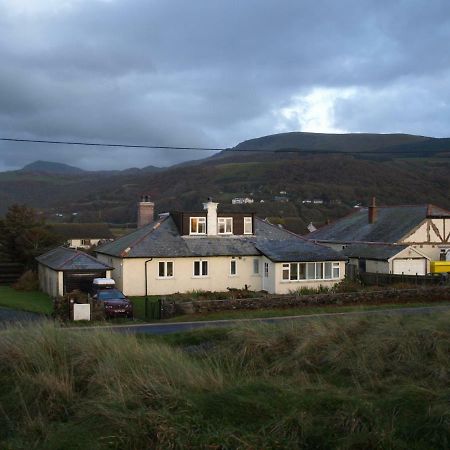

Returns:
0,263,25,285
360,272,442,287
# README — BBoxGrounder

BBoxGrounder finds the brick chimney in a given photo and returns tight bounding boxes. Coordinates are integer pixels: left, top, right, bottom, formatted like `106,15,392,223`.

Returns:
203,197,218,235
368,197,377,224
137,195,154,228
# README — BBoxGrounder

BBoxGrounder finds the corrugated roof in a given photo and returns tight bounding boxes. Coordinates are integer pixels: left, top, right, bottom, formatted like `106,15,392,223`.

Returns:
96,215,345,262
341,243,409,260
307,205,444,243
50,223,113,239
36,247,113,271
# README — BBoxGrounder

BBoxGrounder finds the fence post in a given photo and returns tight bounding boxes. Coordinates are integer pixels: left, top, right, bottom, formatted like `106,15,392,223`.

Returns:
158,298,162,320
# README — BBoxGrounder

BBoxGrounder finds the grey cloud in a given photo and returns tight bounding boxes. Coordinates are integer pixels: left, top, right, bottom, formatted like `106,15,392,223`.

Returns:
0,0,449,170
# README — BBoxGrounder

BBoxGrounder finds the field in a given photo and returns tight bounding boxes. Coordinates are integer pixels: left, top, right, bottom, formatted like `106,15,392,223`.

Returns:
0,312,449,449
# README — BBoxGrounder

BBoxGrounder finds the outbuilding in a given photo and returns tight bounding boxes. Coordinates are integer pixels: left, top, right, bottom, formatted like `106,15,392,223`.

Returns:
37,247,113,297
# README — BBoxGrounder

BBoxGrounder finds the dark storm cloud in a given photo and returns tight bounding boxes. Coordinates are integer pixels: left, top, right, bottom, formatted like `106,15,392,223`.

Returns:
0,0,449,171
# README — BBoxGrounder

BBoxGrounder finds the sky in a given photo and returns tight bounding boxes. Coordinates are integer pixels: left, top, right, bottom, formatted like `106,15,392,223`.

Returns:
0,0,449,171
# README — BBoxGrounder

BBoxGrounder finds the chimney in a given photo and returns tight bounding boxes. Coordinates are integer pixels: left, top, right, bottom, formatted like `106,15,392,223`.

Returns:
368,197,377,224
203,197,218,235
137,194,154,228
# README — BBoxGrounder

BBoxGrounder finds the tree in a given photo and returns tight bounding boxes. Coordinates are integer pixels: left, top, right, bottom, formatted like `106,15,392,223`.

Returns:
0,205,62,267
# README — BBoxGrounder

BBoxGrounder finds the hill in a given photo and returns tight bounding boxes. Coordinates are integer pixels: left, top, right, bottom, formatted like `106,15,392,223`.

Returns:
1,132,449,232
20,160,86,174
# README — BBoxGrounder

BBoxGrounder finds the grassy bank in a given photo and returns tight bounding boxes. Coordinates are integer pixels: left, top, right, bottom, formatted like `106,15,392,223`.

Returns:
0,313,449,449
0,286,52,314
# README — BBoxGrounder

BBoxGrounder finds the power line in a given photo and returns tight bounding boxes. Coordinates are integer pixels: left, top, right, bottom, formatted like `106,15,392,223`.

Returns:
0,136,449,155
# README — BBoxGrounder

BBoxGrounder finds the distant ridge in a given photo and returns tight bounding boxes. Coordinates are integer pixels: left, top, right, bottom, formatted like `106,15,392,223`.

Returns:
234,132,432,153
20,160,85,174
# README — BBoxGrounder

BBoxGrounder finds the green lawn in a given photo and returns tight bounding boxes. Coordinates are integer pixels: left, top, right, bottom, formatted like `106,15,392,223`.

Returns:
0,286,53,314
162,300,450,322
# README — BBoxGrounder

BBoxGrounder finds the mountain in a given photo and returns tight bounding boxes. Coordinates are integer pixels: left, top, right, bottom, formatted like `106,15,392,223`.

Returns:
1,132,449,233
233,132,432,153
20,160,86,174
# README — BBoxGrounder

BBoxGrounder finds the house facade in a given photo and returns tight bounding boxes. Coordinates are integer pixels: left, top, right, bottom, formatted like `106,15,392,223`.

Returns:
50,223,113,249
96,200,346,296
307,200,450,275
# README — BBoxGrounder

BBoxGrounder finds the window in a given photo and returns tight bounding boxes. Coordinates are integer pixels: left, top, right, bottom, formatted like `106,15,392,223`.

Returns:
253,258,260,275
282,262,340,281
244,217,253,234
193,260,208,277
218,217,233,234
81,239,91,246
158,261,174,278
230,259,237,275
264,262,269,277
190,217,206,235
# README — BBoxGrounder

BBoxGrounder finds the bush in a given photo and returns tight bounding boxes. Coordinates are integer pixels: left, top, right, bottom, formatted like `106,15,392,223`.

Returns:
52,290,105,322
12,270,39,291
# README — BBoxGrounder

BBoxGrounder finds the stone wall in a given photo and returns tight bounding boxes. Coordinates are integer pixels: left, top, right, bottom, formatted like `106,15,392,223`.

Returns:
160,286,450,318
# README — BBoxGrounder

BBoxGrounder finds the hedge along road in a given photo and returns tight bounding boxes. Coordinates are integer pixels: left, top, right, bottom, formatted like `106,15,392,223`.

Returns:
74,304,450,335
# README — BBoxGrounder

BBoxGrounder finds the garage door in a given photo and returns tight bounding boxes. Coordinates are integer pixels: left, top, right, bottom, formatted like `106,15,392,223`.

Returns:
392,259,426,276
64,271,107,294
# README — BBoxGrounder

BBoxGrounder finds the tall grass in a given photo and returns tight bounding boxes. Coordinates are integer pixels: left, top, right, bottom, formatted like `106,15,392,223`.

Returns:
0,313,449,449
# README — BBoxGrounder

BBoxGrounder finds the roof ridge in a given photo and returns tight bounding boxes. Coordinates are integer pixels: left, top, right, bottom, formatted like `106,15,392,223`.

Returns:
56,247,81,269
120,216,168,257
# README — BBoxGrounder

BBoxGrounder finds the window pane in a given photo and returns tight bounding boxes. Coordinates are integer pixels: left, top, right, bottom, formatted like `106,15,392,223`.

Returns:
325,262,332,279
194,261,200,276
230,260,236,275
299,263,306,279
333,263,340,278
264,263,269,277
167,262,173,277
190,218,198,233
282,264,289,280
290,263,298,280
307,263,315,279
244,217,252,234
202,261,208,276
218,219,225,234
253,259,260,274
198,218,206,234
226,218,232,233
159,262,165,277
316,263,323,279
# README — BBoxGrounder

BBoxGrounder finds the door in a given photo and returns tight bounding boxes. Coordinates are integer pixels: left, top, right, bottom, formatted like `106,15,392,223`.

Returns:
64,271,107,294
392,259,426,276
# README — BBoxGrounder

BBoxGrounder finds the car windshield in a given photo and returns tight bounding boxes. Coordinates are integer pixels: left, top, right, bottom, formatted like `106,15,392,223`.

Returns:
97,289,126,300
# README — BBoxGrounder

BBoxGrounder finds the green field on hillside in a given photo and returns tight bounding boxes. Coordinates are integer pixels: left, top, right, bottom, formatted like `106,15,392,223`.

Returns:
0,313,448,449
0,286,52,314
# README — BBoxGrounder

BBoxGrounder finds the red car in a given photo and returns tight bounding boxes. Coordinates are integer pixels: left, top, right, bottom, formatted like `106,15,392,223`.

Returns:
94,288,134,318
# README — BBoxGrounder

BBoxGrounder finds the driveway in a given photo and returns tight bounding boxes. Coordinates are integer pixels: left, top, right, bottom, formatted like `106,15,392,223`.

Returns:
0,307,44,328
82,304,450,335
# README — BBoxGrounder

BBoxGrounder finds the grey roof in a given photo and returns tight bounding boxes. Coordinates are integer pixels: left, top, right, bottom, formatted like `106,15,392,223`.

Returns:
341,243,409,261
308,204,450,244
36,247,113,271
96,215,345,262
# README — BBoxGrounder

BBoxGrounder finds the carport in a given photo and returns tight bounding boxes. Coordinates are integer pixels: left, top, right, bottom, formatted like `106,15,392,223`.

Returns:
37,247,113,297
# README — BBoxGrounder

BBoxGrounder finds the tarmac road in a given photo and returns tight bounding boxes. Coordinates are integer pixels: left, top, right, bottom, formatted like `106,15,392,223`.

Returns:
0,307,44,328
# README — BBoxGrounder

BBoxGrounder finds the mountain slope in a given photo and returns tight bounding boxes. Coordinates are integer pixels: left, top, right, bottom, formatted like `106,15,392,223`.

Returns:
20,160,86,174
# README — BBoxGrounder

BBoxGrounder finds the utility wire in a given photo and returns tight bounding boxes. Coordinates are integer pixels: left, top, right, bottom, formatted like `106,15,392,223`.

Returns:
0,136,449,155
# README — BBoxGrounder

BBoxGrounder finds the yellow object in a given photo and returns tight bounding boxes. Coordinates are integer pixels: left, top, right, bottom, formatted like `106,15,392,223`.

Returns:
430,261,450,273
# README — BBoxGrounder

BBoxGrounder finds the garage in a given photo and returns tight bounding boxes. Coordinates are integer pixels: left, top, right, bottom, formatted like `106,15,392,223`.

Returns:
392,258,427,276
37,247,113,297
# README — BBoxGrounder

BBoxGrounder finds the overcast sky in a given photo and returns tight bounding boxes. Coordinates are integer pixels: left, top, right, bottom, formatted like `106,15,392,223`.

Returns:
0,0,449,171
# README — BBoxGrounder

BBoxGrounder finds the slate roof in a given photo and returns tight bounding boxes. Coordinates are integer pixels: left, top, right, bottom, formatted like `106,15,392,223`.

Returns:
50,223,113,239
96,215,346,262
308,204,450,244
36,247,113,271
341,243,409,261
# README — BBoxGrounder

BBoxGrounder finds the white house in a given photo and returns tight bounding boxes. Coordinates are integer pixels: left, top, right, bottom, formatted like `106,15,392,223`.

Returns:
50,223,113,249
307,198,450,275
96,200,346,296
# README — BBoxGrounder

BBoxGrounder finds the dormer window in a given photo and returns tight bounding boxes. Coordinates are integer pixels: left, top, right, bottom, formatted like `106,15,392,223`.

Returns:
244,217,253,234
218,217,233,234
190,217,206,235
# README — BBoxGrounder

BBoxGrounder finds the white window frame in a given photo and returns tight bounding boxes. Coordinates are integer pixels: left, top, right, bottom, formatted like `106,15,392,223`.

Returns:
282,262,341,281
253,258,260,275
217,217,233,235
193,260,208,277
244,217,253,234
230,258,237,276
158,261,174,279
264,262,269,278
190,217,206,235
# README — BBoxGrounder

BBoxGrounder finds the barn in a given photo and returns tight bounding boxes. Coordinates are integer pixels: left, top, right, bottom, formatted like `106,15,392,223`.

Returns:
37,247,113,297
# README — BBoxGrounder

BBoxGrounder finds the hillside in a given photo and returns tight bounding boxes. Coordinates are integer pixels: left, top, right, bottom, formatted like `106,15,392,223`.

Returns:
1,132,449,232
20,160,86,174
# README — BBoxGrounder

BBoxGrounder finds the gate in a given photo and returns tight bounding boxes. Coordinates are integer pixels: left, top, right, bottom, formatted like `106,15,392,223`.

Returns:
145,298,162,320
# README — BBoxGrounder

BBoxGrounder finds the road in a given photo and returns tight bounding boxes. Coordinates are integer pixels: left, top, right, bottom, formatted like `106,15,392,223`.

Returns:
81,304,450,335
0,307,43,328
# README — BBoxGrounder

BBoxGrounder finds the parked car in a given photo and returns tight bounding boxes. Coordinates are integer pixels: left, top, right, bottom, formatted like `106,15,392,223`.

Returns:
91,278,133,318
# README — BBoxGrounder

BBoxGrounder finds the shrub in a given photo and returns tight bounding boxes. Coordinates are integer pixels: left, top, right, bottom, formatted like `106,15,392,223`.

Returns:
12,270,39,291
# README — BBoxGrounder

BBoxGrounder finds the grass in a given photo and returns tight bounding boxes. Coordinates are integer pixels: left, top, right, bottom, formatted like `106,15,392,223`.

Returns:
0,286,52,314
0,313,449,449
163,300,450,322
